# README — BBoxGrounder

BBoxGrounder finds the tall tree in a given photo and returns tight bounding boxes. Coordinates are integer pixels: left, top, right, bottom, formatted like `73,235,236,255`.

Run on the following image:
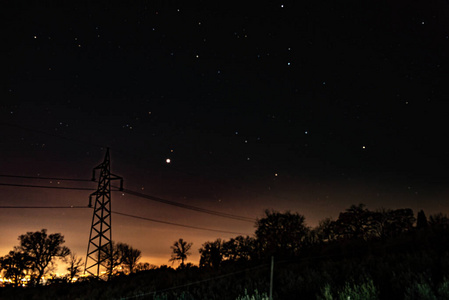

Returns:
99,241,141,275
169,238,192,267
364,208,415,239
199,239,224,269
222,236,255,262
66,253,83,282
385,208,415,236
255,210,310,258
100,241,122,276
0,249,31,287
314,217,337,242
135,262,155,272
429,213,449,231
17,229,70,285
100,242,143,275
119,243,142,274
334,204,387,240
335,204,371,240
417,210,429,229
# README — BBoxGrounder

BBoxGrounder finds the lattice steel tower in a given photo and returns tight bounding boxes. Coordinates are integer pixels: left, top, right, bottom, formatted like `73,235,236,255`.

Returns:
85,148,123,278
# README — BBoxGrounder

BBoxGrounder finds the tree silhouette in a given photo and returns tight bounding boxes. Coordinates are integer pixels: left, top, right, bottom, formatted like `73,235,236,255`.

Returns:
429,213,449,231
99,241,142,275
17,229,70,285
361,208,415,239
255,209,309,258
417,210,428,229
0,250,31,287
119,243,142,274
314,217,337,242
199,239,224,269
169,238,192,267
66,253,83,282
385,208,415,236
222,235,255,262
135,262,155,272
100,241,122,275
335,203,374,240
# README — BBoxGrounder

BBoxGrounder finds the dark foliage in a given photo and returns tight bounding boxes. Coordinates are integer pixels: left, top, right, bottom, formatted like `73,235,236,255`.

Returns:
0,229,70,287
3,206,449,299
255,209,309,259
417,210,429,230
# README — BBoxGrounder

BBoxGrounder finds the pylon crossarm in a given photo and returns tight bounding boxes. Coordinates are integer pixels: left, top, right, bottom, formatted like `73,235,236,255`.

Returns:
109,173,121,180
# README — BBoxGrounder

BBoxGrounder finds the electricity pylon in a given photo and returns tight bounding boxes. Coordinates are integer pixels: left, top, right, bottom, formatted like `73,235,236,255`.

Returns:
84,148,123,279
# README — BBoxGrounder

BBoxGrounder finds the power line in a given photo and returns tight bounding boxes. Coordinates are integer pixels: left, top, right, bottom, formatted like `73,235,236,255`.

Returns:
0,179,256,222
0,174,93,182
0,205,90,209
1,121,288,206
0,179,256,223
112,211,248,235
0,205,250,235
118,188,256,223
0,182,96,191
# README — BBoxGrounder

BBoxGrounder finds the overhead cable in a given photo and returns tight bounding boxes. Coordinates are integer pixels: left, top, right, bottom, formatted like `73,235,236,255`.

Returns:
0,205,90,209
119,188,256,223
0,205,249,235
0,174,93,182
112,211,248,235
0,182,96,191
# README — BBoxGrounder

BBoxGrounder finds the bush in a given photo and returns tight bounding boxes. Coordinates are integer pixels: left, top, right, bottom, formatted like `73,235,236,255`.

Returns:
153,291,195,300
235,289,269,300
318,279,378,300
318,284,333,300
437,278,449,299
337,279,378,300
404,277,436,300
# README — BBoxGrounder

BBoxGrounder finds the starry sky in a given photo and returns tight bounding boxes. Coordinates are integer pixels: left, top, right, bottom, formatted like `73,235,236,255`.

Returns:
1,0,449,269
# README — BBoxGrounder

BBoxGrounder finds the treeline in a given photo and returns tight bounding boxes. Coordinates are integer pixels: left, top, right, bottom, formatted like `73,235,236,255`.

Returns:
2,204,449,299
0,230,147,287
196,204,446,266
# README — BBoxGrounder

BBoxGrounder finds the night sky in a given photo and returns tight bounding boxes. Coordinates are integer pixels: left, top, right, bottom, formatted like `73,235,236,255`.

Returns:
1,0,449,270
